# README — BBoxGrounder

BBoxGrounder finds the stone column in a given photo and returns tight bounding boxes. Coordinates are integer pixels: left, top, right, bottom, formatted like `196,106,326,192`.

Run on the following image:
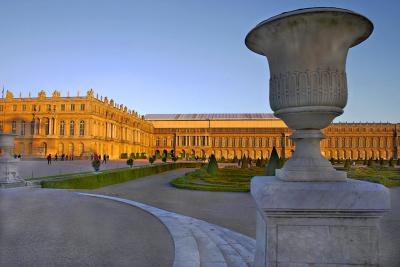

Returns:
245,7,390,266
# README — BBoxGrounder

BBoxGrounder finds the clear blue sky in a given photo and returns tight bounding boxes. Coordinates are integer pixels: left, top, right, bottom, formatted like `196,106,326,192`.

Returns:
0,0,399,122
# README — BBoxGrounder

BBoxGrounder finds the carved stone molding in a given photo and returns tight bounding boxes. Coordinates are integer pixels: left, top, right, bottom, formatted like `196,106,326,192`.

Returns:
269,69,347,111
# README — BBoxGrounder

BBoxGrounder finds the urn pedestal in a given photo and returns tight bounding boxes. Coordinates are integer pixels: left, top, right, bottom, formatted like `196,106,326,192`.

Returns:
0,133,25,188
245,8,390,266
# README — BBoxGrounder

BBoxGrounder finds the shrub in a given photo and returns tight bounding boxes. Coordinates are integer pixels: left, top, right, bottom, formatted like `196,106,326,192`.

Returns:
388,158,394,167
266,147,280,176
135,152,140,159
149,156,155,164
241,155,248,169
127,158,134,168
172,156,178,162
120,153,128,159
344,159,351,169
91,160,101,172
207,154,218,175
140,152,146,159
256,158,261,167
130,153,135,159
162,156,167,163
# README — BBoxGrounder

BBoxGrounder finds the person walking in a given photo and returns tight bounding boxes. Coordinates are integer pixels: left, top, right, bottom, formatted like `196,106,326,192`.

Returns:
103,154,107,164
47,154,52,165
55,154,58,161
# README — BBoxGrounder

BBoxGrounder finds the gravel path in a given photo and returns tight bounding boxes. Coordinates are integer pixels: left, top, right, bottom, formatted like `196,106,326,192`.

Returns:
88,168,400,266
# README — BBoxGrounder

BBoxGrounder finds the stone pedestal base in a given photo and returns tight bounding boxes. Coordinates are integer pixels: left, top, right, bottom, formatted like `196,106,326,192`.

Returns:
251,176,390,267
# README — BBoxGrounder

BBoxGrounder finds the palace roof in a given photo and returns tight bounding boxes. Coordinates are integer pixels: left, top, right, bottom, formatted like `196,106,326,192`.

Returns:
144,113,277,121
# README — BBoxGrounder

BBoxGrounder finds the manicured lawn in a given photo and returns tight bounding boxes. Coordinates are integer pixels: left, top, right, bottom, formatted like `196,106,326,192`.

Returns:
347,166,400,187
170,167,265,192
41,162,205,189
171,165,400,192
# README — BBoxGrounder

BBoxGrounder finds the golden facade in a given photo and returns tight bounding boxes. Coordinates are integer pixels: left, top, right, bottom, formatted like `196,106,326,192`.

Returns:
146,114,399,160
1,90,399,160
0,90,153,159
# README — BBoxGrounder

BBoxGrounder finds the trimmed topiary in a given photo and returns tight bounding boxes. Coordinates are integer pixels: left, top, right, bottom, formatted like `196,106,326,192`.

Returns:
241,155,248,169
265,147,280,176
92,159,101,172
207,154,218,175
126,158,134,168
344,159,351,169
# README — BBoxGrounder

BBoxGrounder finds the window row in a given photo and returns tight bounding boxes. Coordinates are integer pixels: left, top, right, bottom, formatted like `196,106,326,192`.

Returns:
1,103,85,112
10,120,85,136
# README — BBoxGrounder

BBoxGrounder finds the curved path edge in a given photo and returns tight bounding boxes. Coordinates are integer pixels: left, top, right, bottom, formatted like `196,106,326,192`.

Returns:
78,193,256,267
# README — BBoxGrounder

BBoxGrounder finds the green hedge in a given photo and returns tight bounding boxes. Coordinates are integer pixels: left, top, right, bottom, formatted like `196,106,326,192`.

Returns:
41,163,205,189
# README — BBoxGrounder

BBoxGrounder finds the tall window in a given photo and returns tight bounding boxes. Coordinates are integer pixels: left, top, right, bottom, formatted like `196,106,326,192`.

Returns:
21,121,25,136
259,138,263,147
265,138,269,147
61,104,65,111
0,121,3,132
22,104,26,111
0,105,3,111
45,118,50,135
163,138,167,147
238,138,242,147
30,120,35,135
225,138,229,147
232,138,236,147
47,104,51,111
71,104,75,111
13,105,17,111
79,120,85,136
156,138,160,146
60,121,65,136
80,104,85,111
70,121,75,136
12,120,16,134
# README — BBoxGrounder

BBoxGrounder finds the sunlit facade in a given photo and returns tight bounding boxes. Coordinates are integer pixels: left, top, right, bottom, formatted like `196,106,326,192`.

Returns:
1,90,399,160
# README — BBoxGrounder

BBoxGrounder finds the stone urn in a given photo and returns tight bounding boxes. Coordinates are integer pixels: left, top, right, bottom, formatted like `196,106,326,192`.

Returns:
0,133,24,186
245,7,373,181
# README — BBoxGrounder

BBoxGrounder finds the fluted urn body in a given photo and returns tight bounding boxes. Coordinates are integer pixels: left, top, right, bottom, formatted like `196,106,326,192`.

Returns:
246,8,373,181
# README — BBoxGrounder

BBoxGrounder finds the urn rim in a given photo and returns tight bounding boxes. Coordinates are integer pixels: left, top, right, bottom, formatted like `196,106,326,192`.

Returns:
245,7,373,55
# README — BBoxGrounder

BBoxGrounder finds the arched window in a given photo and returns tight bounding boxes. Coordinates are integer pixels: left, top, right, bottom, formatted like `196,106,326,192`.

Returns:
70,121,75,136
45,118,50,135
12,120,16,134
21,121,25,136
30,120,35,135
79,120,85,136
60,121,65,136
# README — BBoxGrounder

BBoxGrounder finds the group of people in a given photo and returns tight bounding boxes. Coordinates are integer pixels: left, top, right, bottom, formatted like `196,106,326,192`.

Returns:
46,153,74,164
45,153,110,165
91,153,110,164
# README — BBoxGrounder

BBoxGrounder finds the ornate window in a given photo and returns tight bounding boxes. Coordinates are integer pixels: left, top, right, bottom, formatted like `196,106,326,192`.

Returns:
21,121,25,136
259,138,263,147
79,120,85,136
163,137,167,147
60,121,65,136
80,104,85,111
45,118,50,135
265,138,269,147
30,120,35,135
12,120,16,134
156,138,160,147
70,104,75,111
70,121,75,136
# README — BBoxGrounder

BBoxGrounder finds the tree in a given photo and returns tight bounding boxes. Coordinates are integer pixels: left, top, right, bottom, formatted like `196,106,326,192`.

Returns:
265,147,280,176
207,154,218,175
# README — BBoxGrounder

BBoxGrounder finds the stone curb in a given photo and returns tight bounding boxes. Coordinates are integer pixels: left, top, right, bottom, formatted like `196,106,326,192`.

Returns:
78,193,255,267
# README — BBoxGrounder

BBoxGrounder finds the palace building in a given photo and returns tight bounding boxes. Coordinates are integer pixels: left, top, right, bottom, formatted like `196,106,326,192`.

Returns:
1,90,399,160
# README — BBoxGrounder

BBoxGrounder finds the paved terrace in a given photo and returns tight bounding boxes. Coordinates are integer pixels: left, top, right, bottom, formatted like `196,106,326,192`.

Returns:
1,165,399,266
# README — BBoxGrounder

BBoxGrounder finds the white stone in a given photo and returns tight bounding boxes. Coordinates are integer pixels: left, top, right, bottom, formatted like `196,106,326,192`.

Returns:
0,133,25,187
251,176,390,267
245,8,373,182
